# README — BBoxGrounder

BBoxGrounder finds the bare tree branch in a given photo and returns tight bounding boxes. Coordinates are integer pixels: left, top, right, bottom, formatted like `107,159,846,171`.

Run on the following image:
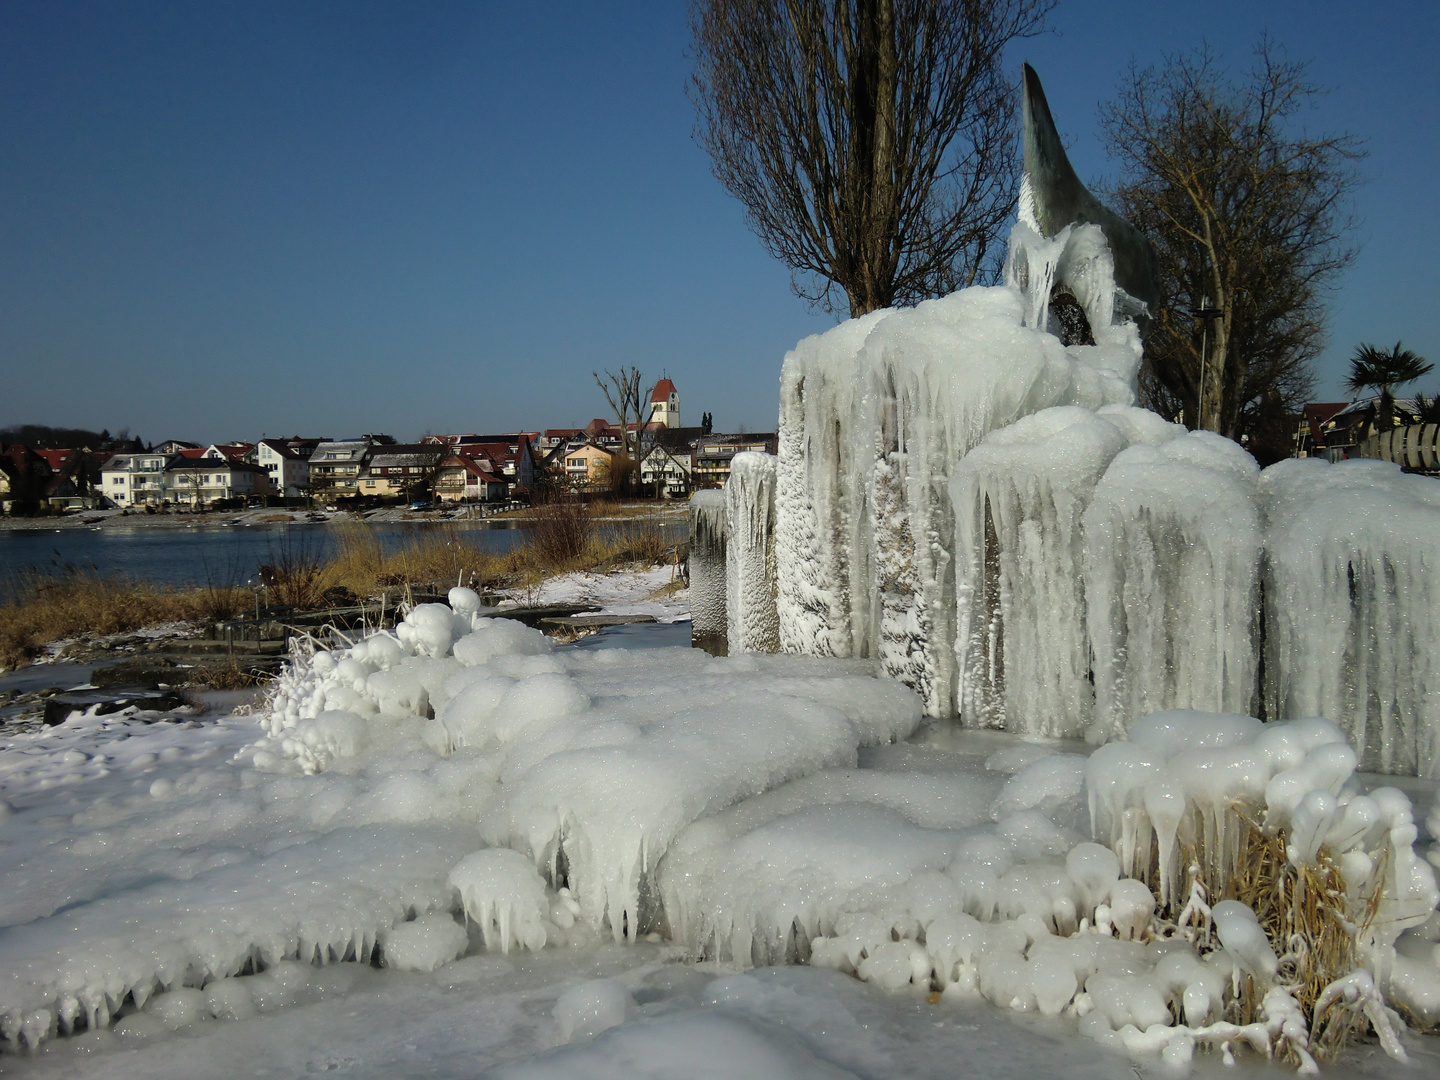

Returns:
1101,38,1363,441
690,0,1054,317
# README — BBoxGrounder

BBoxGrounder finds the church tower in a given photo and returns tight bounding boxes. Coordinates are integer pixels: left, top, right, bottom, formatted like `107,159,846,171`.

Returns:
647,378,679,428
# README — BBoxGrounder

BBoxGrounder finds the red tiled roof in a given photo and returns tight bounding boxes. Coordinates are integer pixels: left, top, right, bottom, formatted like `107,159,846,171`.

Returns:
650,378,676,402
440,455,503,479
34,449,77,470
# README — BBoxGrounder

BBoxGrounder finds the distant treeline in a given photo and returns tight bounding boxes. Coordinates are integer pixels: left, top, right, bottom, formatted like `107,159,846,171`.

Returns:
0,425,144,451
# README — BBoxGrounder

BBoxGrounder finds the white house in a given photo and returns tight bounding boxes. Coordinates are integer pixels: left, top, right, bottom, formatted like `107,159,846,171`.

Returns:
639,442,694,498
258,437,325,498
100,453,170,508
164,454,271,507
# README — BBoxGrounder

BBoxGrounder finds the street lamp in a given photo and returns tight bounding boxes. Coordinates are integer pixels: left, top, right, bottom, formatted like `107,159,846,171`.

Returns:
1191,302,1224,429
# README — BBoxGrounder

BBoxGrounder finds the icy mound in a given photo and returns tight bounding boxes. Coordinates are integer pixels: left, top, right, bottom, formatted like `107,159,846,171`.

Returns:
258,609,923,945
1260,458,1440,776
0,824,477,1048
657,708,1440,1072
0,595,925,1050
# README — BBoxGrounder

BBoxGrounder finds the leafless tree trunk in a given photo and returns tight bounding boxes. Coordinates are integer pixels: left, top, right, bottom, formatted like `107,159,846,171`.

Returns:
594,367,656,493
690,0,1053,317
1102,40,1362,438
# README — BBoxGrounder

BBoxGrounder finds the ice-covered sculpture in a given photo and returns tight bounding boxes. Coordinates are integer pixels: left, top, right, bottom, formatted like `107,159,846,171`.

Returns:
715,65,1440,778
1019,62,1159,335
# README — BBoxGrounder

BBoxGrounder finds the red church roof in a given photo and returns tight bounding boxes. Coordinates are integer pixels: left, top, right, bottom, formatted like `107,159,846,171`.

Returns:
650,378,676,403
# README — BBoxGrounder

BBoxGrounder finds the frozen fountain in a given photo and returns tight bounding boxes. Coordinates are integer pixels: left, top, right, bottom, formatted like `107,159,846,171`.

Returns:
707,64,1440,782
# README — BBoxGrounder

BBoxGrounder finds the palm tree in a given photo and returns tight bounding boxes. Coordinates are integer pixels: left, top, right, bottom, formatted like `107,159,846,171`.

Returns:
1344,342,1433,433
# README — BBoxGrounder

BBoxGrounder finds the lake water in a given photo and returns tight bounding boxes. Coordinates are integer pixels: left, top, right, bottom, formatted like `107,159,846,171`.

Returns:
0,521,532,601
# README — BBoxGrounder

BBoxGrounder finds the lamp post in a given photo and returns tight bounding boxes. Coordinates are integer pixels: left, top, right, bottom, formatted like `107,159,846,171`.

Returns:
1191,301,1224,430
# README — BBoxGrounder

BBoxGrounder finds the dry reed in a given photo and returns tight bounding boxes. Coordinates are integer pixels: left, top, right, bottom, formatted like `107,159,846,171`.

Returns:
1,511,682,669
0,569,249,669
1149,803,1378,1062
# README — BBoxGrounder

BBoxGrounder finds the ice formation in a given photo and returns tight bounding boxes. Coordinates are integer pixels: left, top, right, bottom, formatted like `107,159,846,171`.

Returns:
1260,458,1440,776
773,266,1139,717
2,584,1438,1074
750,215,1440,776
1083,432,1263,741
951,404,1181,737
725,451,780,653
688,490,727,645
661,708,1439,1072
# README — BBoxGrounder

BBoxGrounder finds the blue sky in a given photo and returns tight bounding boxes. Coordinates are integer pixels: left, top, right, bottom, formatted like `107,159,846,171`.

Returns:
1,1,1435,444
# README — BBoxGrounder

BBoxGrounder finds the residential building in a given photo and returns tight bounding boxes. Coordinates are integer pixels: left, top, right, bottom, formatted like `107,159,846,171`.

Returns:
692,433,779,488
563,443,615,490
306,440,374,502
636,425,705,498
100,452,170,508
422,434,538,493
0,445,50,513
1291,403,1347,460
434,454,509,503
34,448,106,507
1315,396,1423,462
257,437,326,498
153,439,201,455
359,444,446,499
164,453,271,507
638,442,693,497
536,429,582,455
203,442,258,463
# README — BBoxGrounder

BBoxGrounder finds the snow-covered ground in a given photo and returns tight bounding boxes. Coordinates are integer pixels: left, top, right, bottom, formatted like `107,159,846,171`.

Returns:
495,565,690,623
2,576,1438,1078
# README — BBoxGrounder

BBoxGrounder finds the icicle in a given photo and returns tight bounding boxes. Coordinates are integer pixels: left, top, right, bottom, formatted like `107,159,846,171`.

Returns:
725,452,780,653
688,491,728,647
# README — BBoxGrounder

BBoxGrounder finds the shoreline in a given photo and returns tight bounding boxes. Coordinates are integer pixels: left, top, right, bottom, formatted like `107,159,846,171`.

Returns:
0,501,689,533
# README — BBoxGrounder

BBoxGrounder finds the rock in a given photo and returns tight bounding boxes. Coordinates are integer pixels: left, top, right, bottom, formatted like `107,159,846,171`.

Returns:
43,687,188,726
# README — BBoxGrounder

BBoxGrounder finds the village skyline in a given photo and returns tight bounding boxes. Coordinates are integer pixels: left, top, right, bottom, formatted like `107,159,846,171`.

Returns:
1,1,1437,441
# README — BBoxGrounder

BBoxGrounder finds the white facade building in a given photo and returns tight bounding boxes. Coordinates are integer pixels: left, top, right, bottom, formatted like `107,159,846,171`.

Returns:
258,438,323,498
164,457,271,507
100,453,170,508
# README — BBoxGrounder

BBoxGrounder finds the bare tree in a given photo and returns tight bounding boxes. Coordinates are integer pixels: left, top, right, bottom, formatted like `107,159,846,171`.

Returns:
173,457,212,511
594,367,656,493
690,0,1053,317
1102,40,1363,439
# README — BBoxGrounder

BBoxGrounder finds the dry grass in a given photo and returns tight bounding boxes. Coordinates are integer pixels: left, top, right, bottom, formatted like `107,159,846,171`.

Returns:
0,570,249,669
1228,813,1365,1057
1148,803,1379,1063
310,512,680,600
0,512,683,670
523,499,593,564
